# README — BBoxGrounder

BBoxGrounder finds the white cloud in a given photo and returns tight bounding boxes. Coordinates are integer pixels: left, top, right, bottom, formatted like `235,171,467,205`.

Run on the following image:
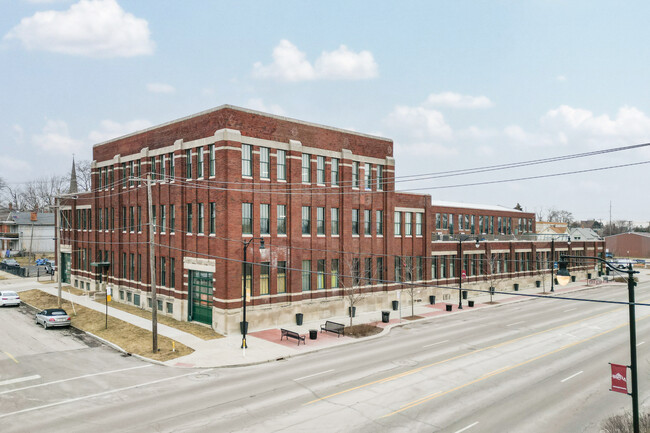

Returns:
541,105,650,140
556,75,567,82
4,0,154,58
146,83,175,94
0,156,31,177
88,119,152,143
385,105,453,141
424,92,493,109
246,99,285,116
32,119,84,153
253,40,378,81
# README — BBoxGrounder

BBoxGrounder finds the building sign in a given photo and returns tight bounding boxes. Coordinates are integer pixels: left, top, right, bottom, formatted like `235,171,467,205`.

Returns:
610,363,628,394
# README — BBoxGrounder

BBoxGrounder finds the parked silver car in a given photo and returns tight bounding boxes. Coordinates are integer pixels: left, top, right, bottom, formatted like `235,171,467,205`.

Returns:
0,290,20,307
35,308,71,329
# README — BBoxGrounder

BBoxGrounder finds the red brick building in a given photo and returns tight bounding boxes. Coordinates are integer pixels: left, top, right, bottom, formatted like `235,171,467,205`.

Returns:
60,106,600,334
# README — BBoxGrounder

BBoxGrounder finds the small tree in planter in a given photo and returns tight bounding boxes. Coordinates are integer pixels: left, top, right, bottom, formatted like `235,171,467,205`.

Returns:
340,255,366,327
535,251,549,293
401,257,422,319
484,253,504,303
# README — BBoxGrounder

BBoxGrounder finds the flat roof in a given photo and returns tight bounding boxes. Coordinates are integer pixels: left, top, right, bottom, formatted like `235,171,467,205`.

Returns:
431,200,528,213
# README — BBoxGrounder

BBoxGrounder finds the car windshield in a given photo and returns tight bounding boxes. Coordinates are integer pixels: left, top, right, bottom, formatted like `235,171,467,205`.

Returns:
50,310,67,315
3,292,17,296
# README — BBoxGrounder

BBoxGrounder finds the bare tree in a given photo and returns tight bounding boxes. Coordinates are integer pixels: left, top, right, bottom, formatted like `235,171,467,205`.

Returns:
483,253,504,303
535,252,549,293
401,256,422,318
340,255,365,327
73,159,92,191
546,207,574,224
21,176,67,212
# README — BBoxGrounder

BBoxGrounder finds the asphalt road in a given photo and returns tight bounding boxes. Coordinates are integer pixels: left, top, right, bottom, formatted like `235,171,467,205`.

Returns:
2,282,649,432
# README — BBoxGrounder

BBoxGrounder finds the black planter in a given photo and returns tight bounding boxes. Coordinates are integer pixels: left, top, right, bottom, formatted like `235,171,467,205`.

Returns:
429,295,436,305
309,329,318,340
587,273,592,279
468,300,475,307
445,304,453,312
571,275,576,282
535,280,541,288
349,307,356,317
462,290,468,300
514,283,519,291
392,300,399,311
240,321,248,334
295,313,304,326
382,310,390,323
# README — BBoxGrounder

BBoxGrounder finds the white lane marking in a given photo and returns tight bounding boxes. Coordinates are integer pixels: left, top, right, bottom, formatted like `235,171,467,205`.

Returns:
0,364,152,396
454,421,479,433
0,368,212,419
0,375,41,387
561,371,584,383
637,341,645,347
564,308,577,312
506,321,524,327
294,369,335,381
423,339,449,348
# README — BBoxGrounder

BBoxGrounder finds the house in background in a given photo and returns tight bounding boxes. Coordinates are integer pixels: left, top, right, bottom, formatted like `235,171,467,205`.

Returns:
536,221,569,241
1,210,55,255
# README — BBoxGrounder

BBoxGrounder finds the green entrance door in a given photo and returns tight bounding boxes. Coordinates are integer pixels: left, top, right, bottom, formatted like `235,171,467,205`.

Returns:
61,253,71,284
188,270,213,325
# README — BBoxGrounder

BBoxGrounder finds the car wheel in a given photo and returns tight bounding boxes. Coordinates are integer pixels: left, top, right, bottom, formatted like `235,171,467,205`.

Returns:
43,321,48,329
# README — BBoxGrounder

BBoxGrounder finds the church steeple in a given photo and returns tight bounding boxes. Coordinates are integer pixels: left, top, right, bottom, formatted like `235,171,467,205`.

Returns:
68,156,78,194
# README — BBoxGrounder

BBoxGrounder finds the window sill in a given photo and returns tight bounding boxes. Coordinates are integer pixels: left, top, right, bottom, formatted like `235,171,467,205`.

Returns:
277,234,287,237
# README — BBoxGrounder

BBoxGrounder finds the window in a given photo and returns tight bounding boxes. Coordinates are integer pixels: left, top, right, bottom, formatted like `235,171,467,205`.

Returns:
394,212,402,236
302,154,311,183
197,146,204,178
241,144,252,177
317,156,325,184
185,149,192,179
302,206,311,235
121,252,126,279
109,167,114,187
352,209,359,235
260,147,270,179
416,213,423,236
186,203,193,233
331,259,339,288
352,162,359,188
137,254,141,282
260,262,270,295
169,153,175,179
160,257,166,286
442,213,448,229
352,258,360,286
260,204,270,235
377,257,384,282
331,208,339,236
241,263,252,300
317,207,325,235
394,256,402,282
277,205,287,235
166,302,173,314
277,261,286,293
317,259,325,289
129,161,134,186
129,253,134,280
365,258,372,285
242,203,252,235
152,206,157,233
404,256,413,281
302,260,311,291
137,206,141,232
209,144,215,176
440,256,447,278
110,208,114,230
364,163,372,190
209,202,216,234
277,149,286,181
150,157,156,181
436,213,441,229
331,158,339,186
377,165,383,190
376,210,383,235
170,258,175,288
364,209,371,235
121,207,126,232
197,203,204,234
129,206,134,232
170,205,175,233
133,294,140,306
160,155,165,180
416,257,423,281
160,205,166,233
405,212,412,236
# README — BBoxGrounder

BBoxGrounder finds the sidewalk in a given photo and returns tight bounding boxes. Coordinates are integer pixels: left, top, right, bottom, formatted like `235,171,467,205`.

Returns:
3,269,647,368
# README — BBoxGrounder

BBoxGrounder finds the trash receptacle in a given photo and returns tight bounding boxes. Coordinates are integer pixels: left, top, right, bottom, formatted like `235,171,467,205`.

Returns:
468,300,475,307
462,290,468,300
382,310,390,323
392,300,399,311
513,283,519,291
571,276,576,282
429,295,436,305
587,273,592,279
309,329,318,340
445,304,453,312
296,313,304,326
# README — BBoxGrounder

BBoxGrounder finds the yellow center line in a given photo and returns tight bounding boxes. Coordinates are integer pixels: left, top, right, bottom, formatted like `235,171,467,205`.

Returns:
3,352,19,363
381,315,648,418
305,306,622,406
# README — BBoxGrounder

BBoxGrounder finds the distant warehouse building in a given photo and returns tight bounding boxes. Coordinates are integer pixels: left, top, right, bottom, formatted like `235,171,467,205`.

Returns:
605,232,650,259
59,105,600,334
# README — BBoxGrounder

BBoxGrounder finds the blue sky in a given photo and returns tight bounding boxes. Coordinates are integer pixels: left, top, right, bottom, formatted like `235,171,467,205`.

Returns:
2,0,650,222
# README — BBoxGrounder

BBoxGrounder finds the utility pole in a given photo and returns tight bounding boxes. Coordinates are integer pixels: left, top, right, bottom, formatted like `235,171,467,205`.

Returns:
147,174,158,352
56,196,62,307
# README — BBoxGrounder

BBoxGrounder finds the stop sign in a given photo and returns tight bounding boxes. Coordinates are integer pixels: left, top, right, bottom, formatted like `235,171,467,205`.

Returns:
461,270,467,279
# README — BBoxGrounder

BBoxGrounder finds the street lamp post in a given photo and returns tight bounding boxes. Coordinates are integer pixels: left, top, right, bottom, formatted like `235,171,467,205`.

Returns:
557,255,640,433
241,237,265,350
458,235,480,310
550,238,555,293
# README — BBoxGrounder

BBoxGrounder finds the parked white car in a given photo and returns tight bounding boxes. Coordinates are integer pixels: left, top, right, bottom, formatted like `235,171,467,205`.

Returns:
0,291,21,307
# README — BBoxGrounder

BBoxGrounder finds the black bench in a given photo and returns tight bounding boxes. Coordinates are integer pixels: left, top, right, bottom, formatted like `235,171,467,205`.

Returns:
320,320,345,337
280,328,305,345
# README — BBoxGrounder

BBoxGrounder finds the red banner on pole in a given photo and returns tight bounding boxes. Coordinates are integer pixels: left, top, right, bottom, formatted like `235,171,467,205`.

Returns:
611,363,628,394
461,270,467,280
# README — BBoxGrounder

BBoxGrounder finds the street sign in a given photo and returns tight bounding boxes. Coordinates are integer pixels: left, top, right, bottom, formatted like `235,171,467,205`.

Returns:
461,270,467,280
553,262,558,270
610,363,629,394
